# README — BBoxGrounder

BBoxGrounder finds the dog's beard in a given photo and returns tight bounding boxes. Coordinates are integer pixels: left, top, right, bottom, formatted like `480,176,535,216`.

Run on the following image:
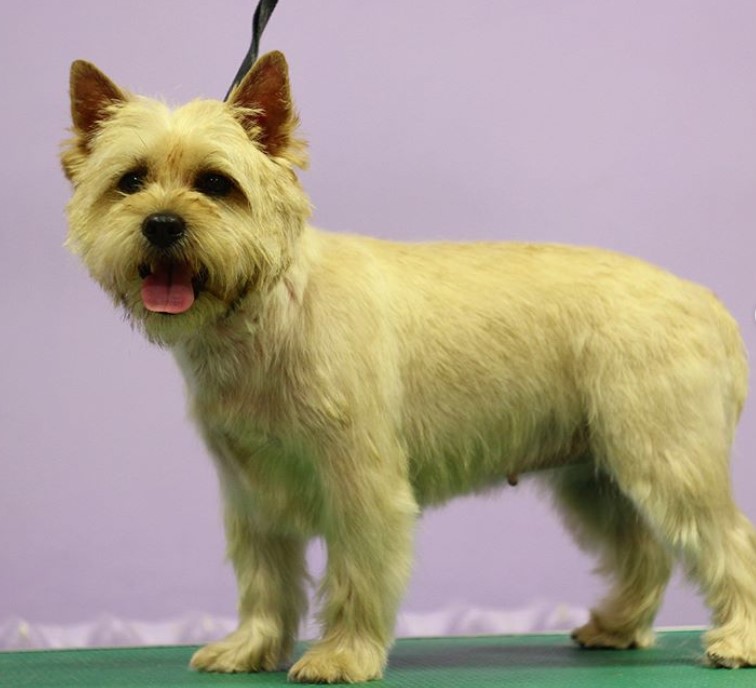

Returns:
89,245,254,347
134,273,256,345
114,278,253,347
67,204,263,346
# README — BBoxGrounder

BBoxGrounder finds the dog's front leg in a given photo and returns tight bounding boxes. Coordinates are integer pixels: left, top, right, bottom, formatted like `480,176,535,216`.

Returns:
191,505,308,673
289,439,418,684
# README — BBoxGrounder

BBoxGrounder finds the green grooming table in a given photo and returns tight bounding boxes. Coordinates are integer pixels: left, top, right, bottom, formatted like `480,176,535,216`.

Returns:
1,631,753,687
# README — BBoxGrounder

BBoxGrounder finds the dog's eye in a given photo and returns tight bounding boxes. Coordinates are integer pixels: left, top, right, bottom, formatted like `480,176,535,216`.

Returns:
195,172,235,198
117,169,147,195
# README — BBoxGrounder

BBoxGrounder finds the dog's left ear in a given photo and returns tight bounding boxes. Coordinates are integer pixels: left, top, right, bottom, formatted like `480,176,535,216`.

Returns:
227,51,308,168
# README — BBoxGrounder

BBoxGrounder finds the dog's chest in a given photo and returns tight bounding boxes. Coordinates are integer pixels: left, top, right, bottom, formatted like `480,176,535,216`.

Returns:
208,423,324,536
175,341,325,536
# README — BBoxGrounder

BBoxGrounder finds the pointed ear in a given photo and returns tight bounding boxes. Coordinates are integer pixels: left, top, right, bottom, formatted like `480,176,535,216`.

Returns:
227,51,306,165
61,61,128,181
69,60,127,138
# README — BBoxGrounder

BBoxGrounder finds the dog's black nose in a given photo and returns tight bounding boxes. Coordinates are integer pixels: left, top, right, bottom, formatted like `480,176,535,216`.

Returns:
142,212,186,249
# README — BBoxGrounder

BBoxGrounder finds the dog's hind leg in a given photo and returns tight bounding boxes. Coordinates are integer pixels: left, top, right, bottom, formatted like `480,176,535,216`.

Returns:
547,464,673,650
603,443,756,667
588,360,756,667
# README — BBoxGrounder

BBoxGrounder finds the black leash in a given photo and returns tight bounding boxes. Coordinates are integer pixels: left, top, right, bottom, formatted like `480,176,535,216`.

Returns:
224,0,280,101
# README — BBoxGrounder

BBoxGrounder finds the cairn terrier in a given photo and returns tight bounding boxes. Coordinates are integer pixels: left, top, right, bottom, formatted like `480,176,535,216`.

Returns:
62,51,756,682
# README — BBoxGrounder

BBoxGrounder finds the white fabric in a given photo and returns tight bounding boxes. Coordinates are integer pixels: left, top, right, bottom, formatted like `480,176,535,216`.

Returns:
0,601,587,650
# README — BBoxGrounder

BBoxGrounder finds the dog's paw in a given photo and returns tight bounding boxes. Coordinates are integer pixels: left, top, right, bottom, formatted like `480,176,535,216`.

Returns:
288,639,385,684
571,615,654,650
190,625,285,673
705,631,756,668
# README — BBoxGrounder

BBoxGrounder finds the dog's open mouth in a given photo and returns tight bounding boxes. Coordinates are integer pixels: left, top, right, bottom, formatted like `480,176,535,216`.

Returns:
138,262,208,314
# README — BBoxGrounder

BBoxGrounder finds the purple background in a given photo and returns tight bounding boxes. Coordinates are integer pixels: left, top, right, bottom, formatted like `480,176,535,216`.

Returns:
2,1,755,631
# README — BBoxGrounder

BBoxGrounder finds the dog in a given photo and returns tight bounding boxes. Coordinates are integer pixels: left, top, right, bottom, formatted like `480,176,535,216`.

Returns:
61,51,756,682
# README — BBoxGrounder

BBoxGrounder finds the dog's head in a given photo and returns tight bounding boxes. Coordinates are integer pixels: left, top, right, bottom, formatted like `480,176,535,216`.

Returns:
61,52,311,345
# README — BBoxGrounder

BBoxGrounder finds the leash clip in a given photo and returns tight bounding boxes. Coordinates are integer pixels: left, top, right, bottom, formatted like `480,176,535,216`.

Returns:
225,0,280,101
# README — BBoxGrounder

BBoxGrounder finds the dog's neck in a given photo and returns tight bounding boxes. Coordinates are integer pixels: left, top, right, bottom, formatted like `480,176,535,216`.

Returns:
172,226,315,404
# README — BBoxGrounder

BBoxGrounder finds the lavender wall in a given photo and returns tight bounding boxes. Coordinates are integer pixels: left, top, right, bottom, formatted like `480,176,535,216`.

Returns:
2,0,755,632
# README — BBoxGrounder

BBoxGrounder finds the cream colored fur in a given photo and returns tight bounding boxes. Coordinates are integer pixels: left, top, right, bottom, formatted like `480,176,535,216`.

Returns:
62,52,756,682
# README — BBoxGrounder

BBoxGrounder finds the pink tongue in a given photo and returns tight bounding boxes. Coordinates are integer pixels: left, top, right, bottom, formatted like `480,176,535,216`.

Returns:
141,263,196,314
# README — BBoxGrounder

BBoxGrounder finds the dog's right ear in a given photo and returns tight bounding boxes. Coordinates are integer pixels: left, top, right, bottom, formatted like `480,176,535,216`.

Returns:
69,61,127,136
62,61,128,181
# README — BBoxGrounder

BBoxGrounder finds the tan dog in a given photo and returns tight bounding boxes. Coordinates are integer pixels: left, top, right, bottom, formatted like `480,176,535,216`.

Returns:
62,51,756,682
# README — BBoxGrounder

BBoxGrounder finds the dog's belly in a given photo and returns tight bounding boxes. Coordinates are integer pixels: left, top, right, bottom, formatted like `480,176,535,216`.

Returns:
395,297,589,506
405,405,588,506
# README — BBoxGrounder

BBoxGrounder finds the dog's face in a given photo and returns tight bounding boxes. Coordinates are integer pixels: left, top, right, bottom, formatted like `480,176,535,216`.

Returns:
62,52,310,345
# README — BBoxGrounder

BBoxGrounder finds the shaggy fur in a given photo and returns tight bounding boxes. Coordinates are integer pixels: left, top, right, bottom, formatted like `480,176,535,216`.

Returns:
62,52,756,682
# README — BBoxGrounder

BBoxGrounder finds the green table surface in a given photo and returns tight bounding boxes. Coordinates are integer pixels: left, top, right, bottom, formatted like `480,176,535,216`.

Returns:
2,631,754,687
